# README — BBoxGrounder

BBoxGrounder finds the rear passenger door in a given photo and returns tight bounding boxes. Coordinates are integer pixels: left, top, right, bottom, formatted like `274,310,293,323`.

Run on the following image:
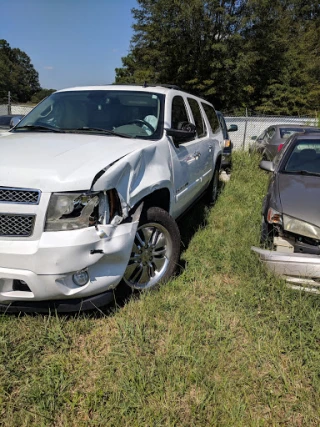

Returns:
187,98,213,188
167,96,204,215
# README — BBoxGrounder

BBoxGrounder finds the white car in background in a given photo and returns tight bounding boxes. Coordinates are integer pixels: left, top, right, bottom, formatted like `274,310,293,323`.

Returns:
0,84,223,312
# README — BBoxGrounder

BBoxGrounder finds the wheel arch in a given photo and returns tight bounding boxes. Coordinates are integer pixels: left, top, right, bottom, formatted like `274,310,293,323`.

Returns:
134,188,171,214
215,154,222,171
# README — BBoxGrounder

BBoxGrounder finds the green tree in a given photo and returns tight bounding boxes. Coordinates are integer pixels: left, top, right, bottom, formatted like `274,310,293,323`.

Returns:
30,88,56,104
115,0,247,110
254,0,320,115
0,39,41,103
116,0,320,114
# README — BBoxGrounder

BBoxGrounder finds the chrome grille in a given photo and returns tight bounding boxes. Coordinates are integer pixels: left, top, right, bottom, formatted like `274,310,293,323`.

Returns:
0,214,35,237
0,187,40,204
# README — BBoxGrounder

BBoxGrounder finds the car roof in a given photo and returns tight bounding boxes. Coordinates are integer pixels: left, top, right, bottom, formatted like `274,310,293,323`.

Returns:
294,131,320,139
273,124,318,129
56,84,213,104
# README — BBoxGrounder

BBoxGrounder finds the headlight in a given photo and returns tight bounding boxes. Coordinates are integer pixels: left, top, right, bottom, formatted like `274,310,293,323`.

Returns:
45,192,108,231
283,215,320,240
267,207,282,225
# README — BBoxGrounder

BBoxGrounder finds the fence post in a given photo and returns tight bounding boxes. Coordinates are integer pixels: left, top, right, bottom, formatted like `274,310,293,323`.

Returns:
242,107,248,149
8,91,11,115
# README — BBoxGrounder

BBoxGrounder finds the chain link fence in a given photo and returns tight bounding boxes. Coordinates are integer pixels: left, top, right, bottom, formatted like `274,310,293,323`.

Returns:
0,104,34,116
223,112,318,150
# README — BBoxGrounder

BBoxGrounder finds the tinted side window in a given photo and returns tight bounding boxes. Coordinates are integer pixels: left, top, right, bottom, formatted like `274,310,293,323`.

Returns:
267,127,276,139
171,96,189,129
257,130,267,141
217,114,228,139
188,98,206,138
202,103,220,133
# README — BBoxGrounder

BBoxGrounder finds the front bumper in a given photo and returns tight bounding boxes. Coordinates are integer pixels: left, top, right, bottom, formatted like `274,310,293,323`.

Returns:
251,246,320,293
0,289,116,313
0,221,139,308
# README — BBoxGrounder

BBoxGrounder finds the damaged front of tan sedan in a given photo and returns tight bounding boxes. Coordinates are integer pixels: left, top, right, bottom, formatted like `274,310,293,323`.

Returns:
0,85,223,312
252,132,320,294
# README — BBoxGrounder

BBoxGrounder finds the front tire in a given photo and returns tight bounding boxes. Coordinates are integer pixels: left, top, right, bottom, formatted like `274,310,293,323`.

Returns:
123,207,181,290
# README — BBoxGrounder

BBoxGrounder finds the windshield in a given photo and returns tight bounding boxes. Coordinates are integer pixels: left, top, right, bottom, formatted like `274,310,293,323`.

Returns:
15,90,165,139
284,139,320,174
280,127,307,138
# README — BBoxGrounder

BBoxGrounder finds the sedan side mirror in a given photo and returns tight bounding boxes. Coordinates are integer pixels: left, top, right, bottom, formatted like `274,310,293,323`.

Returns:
260,160,275,172
227,124,238,132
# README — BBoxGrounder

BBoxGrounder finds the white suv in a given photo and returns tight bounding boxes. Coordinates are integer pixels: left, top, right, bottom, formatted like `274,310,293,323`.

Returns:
0,85,223,312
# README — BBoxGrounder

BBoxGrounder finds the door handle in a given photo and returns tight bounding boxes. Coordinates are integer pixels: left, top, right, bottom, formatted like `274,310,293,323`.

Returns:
193,151,201,159
208,145,213,152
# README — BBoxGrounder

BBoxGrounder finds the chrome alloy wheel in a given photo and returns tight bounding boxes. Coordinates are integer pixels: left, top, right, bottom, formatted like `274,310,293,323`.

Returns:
123,222,173,290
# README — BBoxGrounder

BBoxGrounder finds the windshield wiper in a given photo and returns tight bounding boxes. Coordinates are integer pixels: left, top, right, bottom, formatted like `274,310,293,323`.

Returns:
285,170,320,177
67,127,132,138
15,125,64,133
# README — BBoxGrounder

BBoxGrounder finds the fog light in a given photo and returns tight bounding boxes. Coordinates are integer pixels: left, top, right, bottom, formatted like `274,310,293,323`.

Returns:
72,269,89,286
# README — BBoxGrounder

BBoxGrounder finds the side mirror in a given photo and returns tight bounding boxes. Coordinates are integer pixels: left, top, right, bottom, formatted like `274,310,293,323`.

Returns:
227,124,238,132
10,116,23,128
165,122,196,144
260,160,275,172
251,136,257,140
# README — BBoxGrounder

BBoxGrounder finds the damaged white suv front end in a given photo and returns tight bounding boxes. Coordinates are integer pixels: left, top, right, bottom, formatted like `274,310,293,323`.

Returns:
0,85,223,312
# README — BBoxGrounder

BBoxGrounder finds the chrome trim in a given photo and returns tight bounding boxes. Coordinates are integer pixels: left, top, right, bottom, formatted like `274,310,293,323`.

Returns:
0,186,41,205
0,213,36,237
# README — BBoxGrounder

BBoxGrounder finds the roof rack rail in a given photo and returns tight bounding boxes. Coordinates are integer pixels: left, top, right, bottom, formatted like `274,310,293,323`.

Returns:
108,83,181,90
156,84,181,90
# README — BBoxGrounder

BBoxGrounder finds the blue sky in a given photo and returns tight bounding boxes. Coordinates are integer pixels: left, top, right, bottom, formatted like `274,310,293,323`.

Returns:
1,0,137,90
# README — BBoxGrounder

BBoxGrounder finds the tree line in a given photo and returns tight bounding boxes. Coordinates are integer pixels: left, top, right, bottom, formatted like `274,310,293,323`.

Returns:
115,0,320,115
0,39,55,105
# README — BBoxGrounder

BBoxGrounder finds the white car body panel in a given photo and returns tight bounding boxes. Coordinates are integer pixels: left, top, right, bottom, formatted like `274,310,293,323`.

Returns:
0,132,151,191
0,221,139,302
0,85,222,310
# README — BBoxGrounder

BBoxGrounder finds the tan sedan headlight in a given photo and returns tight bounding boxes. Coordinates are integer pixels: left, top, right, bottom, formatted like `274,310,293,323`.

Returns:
267,207,282,225
283,215,320,240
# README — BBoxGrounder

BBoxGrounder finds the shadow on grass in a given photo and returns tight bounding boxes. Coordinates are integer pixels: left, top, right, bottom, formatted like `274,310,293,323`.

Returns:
178,199,209,252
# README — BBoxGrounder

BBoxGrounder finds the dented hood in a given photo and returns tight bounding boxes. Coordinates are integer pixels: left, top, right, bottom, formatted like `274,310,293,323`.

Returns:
278,173,320,227
0,132,152,191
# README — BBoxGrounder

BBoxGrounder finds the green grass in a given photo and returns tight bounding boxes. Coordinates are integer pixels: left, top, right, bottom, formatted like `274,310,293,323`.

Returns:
1,151,320,426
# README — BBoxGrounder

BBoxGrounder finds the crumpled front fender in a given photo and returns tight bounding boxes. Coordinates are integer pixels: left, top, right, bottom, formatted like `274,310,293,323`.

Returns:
92,143,173,217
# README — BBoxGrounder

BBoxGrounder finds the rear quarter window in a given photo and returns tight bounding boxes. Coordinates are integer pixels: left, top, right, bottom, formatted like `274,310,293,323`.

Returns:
187,98,206,138
201,103,220,134
171,96,190,129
